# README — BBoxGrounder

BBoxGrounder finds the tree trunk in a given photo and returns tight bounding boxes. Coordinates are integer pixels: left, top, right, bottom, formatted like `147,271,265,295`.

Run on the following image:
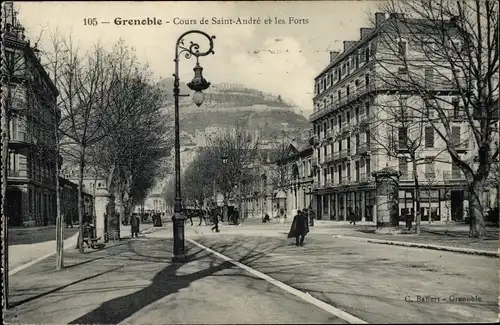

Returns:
76,145,85,253
55,152,63,269
413,164,421,235
469,180,487,238
428,187,432,225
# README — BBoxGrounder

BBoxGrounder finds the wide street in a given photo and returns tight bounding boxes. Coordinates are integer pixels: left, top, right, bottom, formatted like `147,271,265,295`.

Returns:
5,221,498,324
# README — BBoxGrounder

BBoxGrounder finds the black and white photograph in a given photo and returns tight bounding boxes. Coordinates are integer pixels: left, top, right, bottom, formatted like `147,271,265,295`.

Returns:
1,0,498,324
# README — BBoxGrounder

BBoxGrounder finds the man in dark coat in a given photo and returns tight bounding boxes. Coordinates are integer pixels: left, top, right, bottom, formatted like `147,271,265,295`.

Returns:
130,214,140,238
211,206,220,232
287,210,310,246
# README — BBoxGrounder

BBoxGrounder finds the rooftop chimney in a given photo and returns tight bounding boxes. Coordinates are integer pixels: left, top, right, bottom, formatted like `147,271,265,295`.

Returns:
343,41,357,52
329,51,340,63
375,12,388,27
360,28,374,39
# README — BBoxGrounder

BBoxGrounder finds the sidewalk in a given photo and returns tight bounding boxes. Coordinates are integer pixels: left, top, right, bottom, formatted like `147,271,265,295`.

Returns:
4,237,343,325
9,223,155,274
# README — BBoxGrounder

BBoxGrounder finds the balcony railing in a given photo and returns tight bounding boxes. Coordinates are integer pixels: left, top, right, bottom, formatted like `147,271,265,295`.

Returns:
332,151,340,161
443,171,466,184
356,143,371,155
339,175,353,185
359,172,375,183
312,182,319,190
400,173,413,181
325,179,334,188
323,153,334,164
339,149,349,159
310,82,378,121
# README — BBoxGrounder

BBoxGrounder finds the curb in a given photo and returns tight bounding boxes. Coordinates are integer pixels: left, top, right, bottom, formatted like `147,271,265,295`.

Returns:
333,235,499,258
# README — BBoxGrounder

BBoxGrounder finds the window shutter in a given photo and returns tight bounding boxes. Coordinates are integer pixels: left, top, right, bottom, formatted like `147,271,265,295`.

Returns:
451,126,461,147
425,126,434,148
398,127,407,148
399,157,408,175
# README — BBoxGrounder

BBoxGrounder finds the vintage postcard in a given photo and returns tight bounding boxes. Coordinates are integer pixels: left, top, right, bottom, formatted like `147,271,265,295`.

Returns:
1,0,498,324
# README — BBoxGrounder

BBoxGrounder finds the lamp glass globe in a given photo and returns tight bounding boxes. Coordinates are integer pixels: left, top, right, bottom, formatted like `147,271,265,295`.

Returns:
192,90,205,107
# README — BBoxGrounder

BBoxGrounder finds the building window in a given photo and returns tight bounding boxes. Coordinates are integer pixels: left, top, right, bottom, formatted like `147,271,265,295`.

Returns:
425,157,435,177
355,54,359,68
399,157,408,177
424,126,434,148
424,68,433,88
451,126,462,148
346,85,350,97
365,74,370,86
338,89,342,100
398,127,408,149
398,39,407,58
452,97,460,119
366,158,371,175
365,47,370,62
366,131,371,146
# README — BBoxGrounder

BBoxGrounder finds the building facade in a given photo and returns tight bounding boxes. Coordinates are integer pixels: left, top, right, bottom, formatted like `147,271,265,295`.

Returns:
309,12,486,222
3,4,63,227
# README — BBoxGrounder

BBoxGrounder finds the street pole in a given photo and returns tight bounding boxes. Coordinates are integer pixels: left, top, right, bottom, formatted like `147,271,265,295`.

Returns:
171,30,215,263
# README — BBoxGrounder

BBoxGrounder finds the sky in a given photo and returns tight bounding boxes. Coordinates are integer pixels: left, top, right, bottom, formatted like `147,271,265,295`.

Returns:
15,1,382,114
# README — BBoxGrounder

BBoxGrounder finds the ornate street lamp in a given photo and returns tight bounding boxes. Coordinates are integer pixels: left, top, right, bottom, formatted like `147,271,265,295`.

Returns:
171,30,215,263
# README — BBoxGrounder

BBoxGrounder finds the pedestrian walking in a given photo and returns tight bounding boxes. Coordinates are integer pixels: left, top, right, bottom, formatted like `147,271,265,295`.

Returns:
211,206,220,232
130,214,140,238
405,211,413,231
287,210,310,246
349,208,356,225
308,207,315,227
262,213,270,223
65,213,73,228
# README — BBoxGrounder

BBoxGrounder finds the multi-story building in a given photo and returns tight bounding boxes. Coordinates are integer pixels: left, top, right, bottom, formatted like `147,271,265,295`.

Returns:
278,140,315,217
3,3,62,227
309,12,484,222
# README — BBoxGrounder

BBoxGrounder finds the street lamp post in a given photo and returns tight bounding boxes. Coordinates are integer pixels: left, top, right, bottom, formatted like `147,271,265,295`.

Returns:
171,30,215,263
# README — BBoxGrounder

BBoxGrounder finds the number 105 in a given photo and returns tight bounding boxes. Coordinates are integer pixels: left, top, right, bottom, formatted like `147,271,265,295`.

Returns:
84,18,98,26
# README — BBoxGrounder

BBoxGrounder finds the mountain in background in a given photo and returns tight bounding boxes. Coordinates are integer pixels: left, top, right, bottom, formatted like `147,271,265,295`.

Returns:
157,78,312,139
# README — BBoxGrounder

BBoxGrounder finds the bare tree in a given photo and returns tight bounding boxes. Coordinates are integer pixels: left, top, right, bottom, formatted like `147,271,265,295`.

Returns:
87,45,171,232
209,125,260,218
371,95,447,232
55,42,115,252
373,0,498,237
267,132,293,217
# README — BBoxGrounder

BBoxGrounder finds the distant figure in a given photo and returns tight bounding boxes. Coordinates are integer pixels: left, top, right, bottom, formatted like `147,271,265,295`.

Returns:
287,210,310,246
349,208,356,225
405,212,413,231
65,213,73,228
308,207,315,227
130,214,140,237
211,207,220,232
262,213,270,223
